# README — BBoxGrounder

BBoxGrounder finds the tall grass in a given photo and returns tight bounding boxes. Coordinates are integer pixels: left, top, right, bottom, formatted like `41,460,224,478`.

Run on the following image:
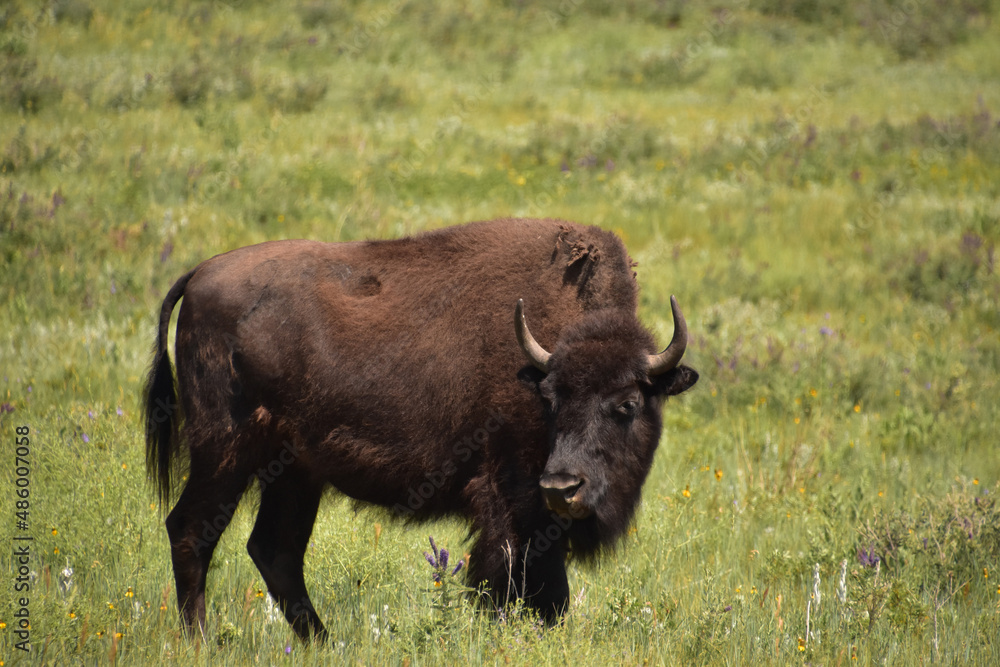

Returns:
1,0,999,663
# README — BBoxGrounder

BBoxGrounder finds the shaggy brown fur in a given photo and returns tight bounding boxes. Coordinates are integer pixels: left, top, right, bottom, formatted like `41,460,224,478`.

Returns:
144,218,697,640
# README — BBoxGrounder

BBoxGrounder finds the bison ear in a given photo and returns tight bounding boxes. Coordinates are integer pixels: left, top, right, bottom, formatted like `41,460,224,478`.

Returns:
517,365,548,387
651,364,698,397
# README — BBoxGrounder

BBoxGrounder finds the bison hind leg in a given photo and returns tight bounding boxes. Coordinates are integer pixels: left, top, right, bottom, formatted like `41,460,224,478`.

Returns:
246,470,327,641
165,458,251,639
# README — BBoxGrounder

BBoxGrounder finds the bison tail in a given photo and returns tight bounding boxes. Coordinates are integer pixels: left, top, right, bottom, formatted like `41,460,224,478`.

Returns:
144,269,196,508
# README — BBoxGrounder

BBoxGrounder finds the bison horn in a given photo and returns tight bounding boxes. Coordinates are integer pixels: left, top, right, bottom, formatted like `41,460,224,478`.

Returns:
515,299,551,373
646,295,689,376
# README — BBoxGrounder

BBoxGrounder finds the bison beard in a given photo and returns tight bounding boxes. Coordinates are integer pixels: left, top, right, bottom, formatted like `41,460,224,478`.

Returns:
143,218,698,641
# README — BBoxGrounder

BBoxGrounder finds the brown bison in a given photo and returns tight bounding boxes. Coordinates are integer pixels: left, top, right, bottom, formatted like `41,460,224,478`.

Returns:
144,218,697,640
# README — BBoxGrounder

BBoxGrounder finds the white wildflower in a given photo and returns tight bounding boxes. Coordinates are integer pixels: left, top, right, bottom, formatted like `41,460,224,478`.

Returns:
837,559,847,604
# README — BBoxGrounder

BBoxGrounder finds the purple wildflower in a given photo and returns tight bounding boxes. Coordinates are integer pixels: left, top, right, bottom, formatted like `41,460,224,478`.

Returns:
285,644,291,655
0,402,13,414
110,280,116,295
116,407,124,416
820,326,833,336
723,605,732,612
88,410,94,419
857,547,880,568
425,536,464,583
82,433,90,443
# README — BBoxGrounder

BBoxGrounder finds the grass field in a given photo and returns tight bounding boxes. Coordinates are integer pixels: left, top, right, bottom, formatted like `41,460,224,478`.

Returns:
2,0,1000,664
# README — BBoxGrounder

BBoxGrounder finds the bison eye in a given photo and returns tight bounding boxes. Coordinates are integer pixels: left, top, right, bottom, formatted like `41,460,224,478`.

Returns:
615,400,639,417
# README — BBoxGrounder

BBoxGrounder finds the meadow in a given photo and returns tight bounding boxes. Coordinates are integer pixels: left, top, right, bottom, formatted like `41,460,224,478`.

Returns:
1,0,999,663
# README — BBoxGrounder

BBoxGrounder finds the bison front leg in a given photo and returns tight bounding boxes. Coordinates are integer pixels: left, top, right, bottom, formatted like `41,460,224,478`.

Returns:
519,513,571,622
467,516,570,624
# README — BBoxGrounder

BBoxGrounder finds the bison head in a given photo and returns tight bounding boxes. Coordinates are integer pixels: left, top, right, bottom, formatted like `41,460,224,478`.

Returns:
515,297,698,551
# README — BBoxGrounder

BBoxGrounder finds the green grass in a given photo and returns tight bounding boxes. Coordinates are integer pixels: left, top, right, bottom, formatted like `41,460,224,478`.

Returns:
2,0,1000,663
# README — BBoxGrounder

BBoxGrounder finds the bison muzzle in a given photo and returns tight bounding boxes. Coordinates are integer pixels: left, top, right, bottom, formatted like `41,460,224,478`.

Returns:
143,218,697,641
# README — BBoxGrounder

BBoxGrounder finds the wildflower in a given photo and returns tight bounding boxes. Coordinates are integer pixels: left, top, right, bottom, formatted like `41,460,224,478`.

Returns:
797,637,806,651
837,559,847,604
52,528,57,536
0,621,6,629
285,644,291,655
423,536,464,583
115,632,122,640
159,603,167,612
116,407,124,416
857,547,880,568
82,434,90,443
854,404,861,413
985,568,989,580
714,468,723,481
682,485,691,498
53,547,59,555
809,388,818,397
126,587,134,598
68,612,76,619
812,563,821,610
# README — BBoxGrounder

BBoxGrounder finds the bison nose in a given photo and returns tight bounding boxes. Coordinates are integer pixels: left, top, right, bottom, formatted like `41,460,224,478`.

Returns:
539,473,584,514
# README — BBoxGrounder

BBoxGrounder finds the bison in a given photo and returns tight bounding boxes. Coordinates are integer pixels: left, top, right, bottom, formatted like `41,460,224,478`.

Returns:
144,217,697,640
